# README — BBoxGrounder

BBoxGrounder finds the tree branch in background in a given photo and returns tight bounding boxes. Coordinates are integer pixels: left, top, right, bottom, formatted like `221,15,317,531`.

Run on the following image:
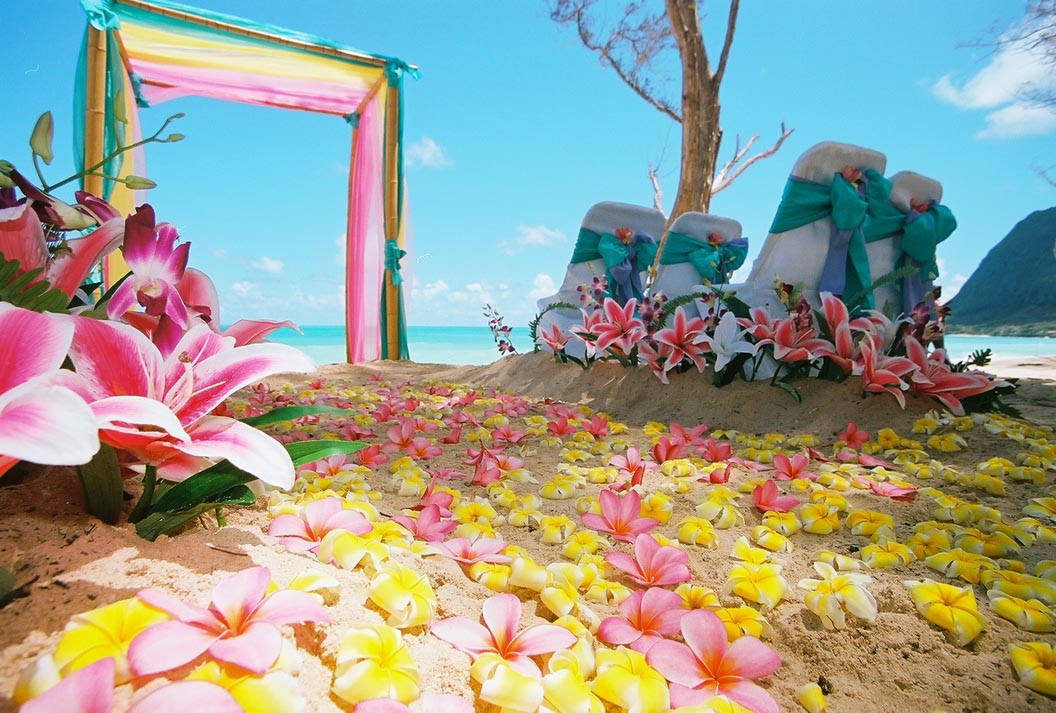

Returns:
712,122,795,195
648,162,666,215
1033,162,1056,187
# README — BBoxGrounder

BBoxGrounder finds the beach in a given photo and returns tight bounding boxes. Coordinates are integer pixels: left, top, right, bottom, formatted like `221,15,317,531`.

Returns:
2,353,1055,712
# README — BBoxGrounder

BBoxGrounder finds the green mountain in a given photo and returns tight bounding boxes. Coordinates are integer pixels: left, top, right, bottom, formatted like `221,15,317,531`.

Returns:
947,206,1056,337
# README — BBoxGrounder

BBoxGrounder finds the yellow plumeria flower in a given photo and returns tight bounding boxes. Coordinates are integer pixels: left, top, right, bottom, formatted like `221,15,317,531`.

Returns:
793,683,829,713
660,459,699,478
470,562,512,592
563,529,609,560
454,520,497,541
695,487,744,529
1033,560,1056,579
904,579,986,646
318,530,389,574
809,490,848,512
541,477,580,500
751,525,793,553
643,421,667,437
761,510,801,536
1009,466,1047,484
1009,642,1056,697
799,561,877,630
987,590,1056,633
189,661,304,712
714,605,774,641
860,540,915,569
924,548,998,585
675,516,719,548
586,466,618,484
639,492,674,524
508,506,543,528
282,569,342,606
812,550,865,571
876,428,902,449
977,457,1015,476
368,563,437,628
584,578,632,606
913,413,943,435
332,624,420,705
539,515,577,544
846,510,895,538
799,502,841,535
724,562,787,610
542,668,606,713
560,448,593,463
730,536,772,564
50,597,169,685
927,433,967,453
1017,518,1056,545
452,498,503,525
981,569,1056,606
509,556,547,591
676,583,721,610
471,654,545,713
955,529,1021,559
592,646,670,713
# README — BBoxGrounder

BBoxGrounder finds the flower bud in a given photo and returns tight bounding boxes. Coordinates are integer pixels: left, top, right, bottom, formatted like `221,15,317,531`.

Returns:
112,89,128,124
165,133,185,143
796,682,828,712
123,175,157,189
30,112,54,165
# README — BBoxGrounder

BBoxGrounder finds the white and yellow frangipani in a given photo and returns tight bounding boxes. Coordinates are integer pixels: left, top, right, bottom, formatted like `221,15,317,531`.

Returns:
189,660,305,712
1009,641,1056,697
799,561,878,630
860,540,915,569
591,646,670,713
987,590,1056,632
723,561,788,610
981,569,1056,606
924,548,998,585
471,653,545,713
904,579,986,647
539,515,578,545
675,516,719,548
847,509,896,539
714,605,774,641
332,624,420,706
799,503,842,535
368,562,437,629
695,486,745,529
563,529,610,560
813,549,866,571
676,583,721,610
751,525,793,553
796,681,829,713
761,510,802,536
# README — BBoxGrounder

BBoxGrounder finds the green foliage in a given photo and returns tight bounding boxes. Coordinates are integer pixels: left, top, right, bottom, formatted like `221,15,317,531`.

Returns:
528,301,578,350
240,404,352,428
77,443,123,525
0,254,69,313
773,381,803,403
952,348,992,373
0,567,15,606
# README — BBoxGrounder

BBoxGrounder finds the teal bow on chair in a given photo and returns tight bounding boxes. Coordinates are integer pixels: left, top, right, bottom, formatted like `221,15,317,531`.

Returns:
660,232,749,285
385,240,406,285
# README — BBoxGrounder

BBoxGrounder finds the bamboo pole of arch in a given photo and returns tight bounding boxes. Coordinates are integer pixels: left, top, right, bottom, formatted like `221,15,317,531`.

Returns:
83,27,108,204
382,80,402,360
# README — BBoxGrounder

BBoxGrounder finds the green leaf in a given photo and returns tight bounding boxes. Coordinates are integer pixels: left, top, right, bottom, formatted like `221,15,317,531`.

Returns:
713,352,752,387
0,567,15,602
284,439,367,467
135,486,255,541
240,405,351,428
0,254,70,313
773,381,803,403
147,467,255,514
76,443,123,525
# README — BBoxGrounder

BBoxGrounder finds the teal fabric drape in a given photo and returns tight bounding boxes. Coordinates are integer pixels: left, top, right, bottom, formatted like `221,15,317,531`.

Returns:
384,240,406,286
660,231,748,285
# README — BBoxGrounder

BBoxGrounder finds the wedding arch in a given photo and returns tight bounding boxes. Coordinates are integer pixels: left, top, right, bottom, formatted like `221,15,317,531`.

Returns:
77,0,415,361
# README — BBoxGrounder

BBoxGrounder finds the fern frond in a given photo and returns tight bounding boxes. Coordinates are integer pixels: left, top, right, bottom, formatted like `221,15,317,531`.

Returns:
0,253,69,313
528,301,578,348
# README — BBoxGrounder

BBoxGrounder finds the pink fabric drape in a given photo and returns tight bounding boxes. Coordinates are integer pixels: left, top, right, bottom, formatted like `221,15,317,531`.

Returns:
345,92,385,362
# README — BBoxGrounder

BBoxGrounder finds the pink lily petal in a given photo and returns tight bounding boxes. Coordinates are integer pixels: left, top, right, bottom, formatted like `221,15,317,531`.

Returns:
0,204,49,281
68,316,165,399
19,656,113,713
128,681,241,713
168,416,296,488
0,380,98,467
90,395,191,442
0,303,72,392
223,319,300,346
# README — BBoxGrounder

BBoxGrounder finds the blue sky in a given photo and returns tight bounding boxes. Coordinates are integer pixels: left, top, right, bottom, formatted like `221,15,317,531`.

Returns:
6,1,1055,328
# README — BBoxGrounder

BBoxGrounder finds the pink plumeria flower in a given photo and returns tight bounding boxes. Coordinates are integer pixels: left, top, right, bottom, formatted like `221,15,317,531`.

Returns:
838,421,870,450
606,533,692,587
429,536,512,565
267,496,373,553
853,477,919,502
0,304,99,477
609,446,656,490
407,436,443,460
752,480,800,513
65,318,315,487
581,488,660,542
357,444,389,468
430,593,576,677
598,586,687,654
129,566,329,676
697,437,733,462
772,453,816,480
106,205,191,326
650,435,686,464
391,504,458,542
646,609,782,711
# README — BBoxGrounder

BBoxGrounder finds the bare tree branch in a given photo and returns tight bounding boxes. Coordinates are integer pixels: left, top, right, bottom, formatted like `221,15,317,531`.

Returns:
552,0,682,121
712,0,740,87
1033,162,1056,187
647,162,666,215
712,122,795,195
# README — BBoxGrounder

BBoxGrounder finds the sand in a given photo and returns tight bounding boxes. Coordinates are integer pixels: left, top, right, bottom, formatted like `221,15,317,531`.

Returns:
1,352,1055,713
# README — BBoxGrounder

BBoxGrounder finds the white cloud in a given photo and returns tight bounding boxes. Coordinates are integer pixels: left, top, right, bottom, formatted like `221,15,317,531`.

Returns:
231,280,259,297
940,273,969,301
516,225,565,247
421,279,449,300
210,247,227,258
251,256,285,273
528,273,557,300
932,37,1056,139
406,136,453,168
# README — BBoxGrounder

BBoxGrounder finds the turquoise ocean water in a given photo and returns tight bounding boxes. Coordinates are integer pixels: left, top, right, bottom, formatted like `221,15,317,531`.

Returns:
269,325,1056,367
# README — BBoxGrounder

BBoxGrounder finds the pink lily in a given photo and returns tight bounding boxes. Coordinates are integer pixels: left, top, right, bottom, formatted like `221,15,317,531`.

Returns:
606,533,692,587
772,453,815,480
430,593,576,677
581,488,660,542
653,307,708,373
598,586,687,654
540,323,570,352
903,336,1007,416
756,317,832,363
813,292,872,373
0,304,99,477
646,609,782,711
66,317,315,487
0,200,123,299
737,306,779,341
569,308,607,358
430,536,512,565
752,480,800,513
593,298,646,357
390,504,457,542
267,496,373,553
106,205,190,326
854,337,916,409
609,446,656,489
639,339,677,383
129,565,329,676
838,422,870,450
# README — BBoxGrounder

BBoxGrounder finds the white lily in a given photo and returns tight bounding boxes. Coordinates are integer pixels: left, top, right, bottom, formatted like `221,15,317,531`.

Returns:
696,311,757,373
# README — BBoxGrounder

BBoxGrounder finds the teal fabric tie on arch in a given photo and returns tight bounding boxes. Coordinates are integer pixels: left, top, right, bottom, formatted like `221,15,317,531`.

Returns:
660,232,748,285
768,168,890,313
81,0,120,30
384,241,406,285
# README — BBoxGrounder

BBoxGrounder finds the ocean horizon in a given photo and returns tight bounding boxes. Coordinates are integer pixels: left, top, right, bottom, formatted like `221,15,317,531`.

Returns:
268,325,1056,367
